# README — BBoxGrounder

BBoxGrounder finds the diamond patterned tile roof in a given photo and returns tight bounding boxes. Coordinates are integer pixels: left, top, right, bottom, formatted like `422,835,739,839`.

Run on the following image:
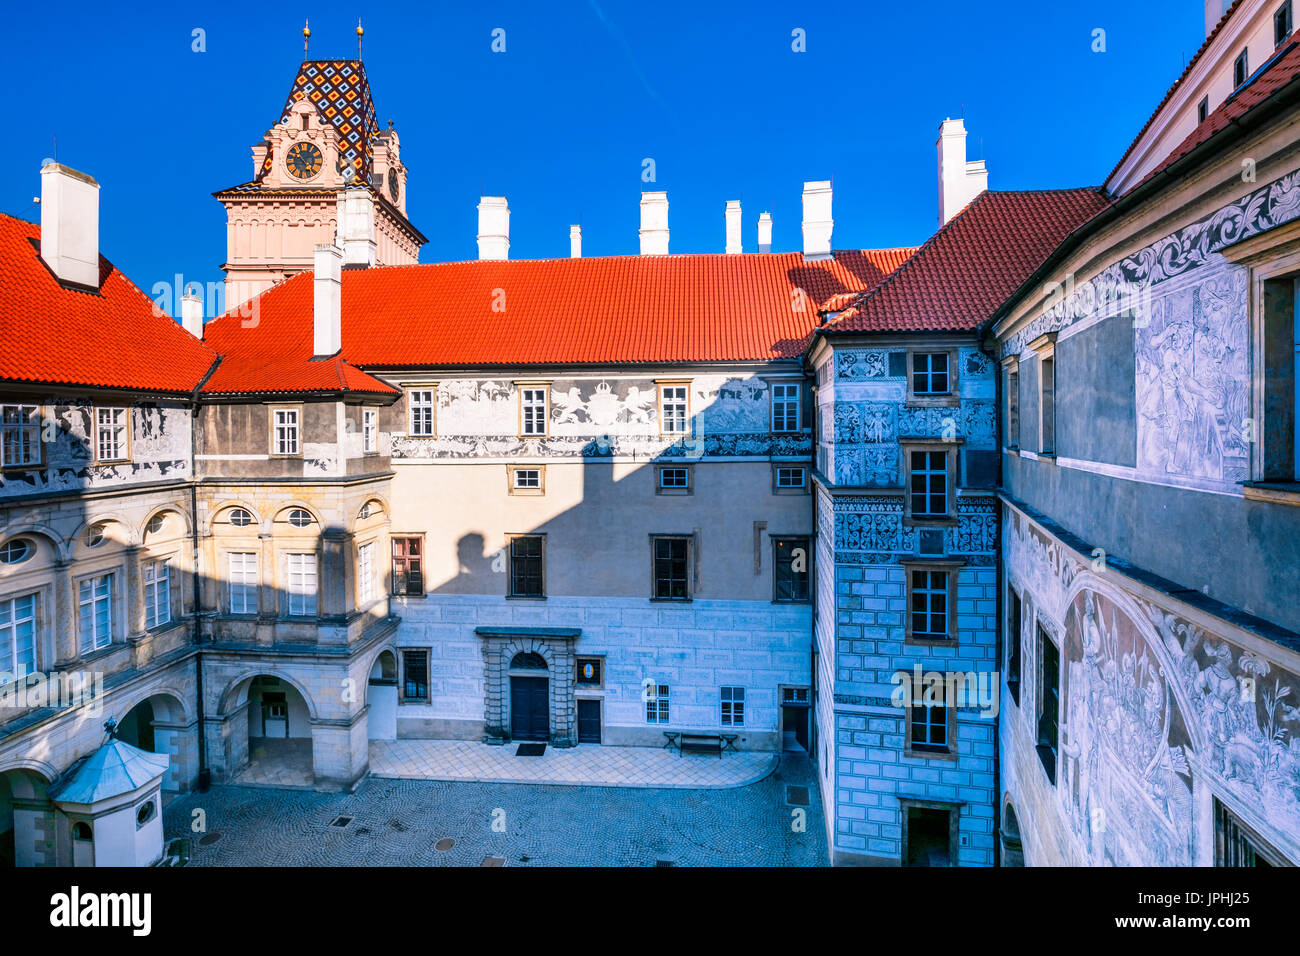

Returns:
258,59,379,186
0,213,218,393
821,189,1112,334
200,248,916,384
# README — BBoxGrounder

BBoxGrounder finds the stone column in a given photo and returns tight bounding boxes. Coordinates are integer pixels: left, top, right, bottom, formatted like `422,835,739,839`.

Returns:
124,544,145,638
52,560,77,665
256,532,276,645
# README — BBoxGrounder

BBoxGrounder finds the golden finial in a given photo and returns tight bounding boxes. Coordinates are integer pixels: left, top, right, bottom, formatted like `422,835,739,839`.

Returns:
303,18,311,57
356,18,364,58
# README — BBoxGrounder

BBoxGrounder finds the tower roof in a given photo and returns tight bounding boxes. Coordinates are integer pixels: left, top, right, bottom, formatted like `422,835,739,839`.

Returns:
48,738,169,805
258,59,380,186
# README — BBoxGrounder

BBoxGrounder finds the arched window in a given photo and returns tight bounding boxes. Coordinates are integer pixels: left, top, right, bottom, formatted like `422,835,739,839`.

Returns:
85,523,108,548
145,514,167,536
287,509,314,529
510,652,547,670
227,508,254,528
72,822,92,840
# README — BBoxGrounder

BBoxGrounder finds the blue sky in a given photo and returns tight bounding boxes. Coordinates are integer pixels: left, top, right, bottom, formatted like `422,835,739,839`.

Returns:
4,0,1204,305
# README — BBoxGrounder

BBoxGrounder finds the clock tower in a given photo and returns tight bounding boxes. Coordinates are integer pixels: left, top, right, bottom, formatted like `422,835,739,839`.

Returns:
216,37,425,310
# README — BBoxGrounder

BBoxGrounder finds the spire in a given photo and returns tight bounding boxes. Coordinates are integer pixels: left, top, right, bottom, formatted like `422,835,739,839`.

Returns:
302,18,311,58
357,19,364,58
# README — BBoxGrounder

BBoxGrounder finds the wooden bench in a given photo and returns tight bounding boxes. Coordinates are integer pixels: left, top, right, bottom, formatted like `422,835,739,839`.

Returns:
678,733,725,757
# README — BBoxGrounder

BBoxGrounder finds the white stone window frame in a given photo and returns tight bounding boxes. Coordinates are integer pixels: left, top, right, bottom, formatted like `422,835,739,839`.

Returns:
517,383,550,438
142,558,173,631
406,385,438,438
226,551,259,615
269,405,302,458
0,403,43,468
645,682,671,724
76,570,116,655
94,406,131,464
720,685,746,727
770,382,801,434
657,382,690,437
1028,333,1057,459
0,591,40,684
284,552,318,618
362,408,379,454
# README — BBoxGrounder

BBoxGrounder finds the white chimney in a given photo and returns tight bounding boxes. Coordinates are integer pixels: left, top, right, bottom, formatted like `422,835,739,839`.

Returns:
313,243,343,357
801,181,832,259
39,163,100,288
477,196,510,260
570,224,582,258
180,293,204,339
757,212,773,253
337,189,376,268
725,201,742,254
937,118,988,227
639,191,669,255
1204,0,1229,37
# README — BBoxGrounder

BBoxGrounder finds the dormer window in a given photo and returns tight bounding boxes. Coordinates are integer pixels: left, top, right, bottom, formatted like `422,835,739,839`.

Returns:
1234,49,1249,88
1277,1,1293,47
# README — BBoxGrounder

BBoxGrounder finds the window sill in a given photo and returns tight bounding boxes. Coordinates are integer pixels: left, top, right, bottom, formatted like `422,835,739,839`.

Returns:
903,515,959,528
655,488,692,496
650,597,692,604
905,747,958,762
904,396,960,409
506,594,547,601
905,635,956,647
392,591,427,599
1241,481,1300,507
772,599,812,606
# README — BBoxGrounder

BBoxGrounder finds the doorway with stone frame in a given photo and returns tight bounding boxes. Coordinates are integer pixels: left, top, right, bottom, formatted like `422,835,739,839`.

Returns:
476,626,580,747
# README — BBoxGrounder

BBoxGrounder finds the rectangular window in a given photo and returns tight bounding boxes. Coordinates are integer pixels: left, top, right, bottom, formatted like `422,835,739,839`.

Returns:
285,553,318,617
363,409,378,454
720,686,746,727
1040,356,1055,454
659,385,689,435
401,649,429,702
508,535,544,598
1261,276,1299,481
908,569,950,641
1006,365,1020,449
910,704,949,754
1235,49,1249,87
1216,799,1286,866
0,593,37,683
771,383,801,433
646,683,670,723
908,450,949,518
228,552,259,614
1037,626,1060,783
773,537,811,603
652,536,690,600
912,352,951,396
520,388,548,436
391,536,424,595
78,573,113,653
358,541,376,605
774,465,806,489
1007,588,1022,705
658,466,689,489
272,408,300,456
1278,1,1293,46
1197,95,1209,124
408,389,436,437
143,560,171,630
576,657,602,686
513,468,541,490
95,407,129,462
0,404,41,467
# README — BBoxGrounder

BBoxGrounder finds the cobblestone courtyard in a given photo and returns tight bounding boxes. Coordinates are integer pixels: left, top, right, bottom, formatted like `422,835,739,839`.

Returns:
163,754,828,866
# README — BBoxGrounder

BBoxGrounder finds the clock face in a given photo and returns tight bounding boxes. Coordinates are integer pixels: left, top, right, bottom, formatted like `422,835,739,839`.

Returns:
285,141,323,180
388,170,400,202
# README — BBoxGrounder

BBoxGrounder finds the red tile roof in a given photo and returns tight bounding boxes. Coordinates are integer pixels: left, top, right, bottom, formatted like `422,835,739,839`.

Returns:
821,189,1112,334
1104,0,1246,190
201,249,916,380
0,213,218,394
1131,32,1300,191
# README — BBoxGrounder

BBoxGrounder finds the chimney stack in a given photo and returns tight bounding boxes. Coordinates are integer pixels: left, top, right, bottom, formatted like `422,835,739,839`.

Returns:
39,163,100,288
725,201,742,254
801,181,832,259
937,118,988,227
570,224,582,258
180,293,204,339
639,191,669,255
313,243,343,357
477,196,510,260
757,212,772,253
337,189,377,268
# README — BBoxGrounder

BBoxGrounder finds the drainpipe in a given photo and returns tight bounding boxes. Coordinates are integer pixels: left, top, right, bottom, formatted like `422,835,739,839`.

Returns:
189,361,219,793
